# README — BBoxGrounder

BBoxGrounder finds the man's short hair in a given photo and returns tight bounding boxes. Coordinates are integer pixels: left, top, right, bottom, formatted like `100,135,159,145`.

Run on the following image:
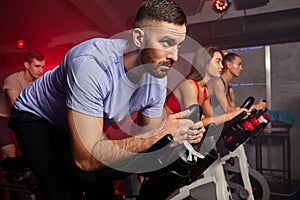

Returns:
25,51,45,64
134,0,187,28
222,52,240,67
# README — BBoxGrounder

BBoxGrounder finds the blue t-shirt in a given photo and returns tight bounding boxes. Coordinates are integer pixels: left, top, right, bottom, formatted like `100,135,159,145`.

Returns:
14,38,167,131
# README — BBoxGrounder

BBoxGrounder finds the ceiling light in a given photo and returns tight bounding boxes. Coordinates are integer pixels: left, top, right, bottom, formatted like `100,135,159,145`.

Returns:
214,0,230,12
17,39,25,49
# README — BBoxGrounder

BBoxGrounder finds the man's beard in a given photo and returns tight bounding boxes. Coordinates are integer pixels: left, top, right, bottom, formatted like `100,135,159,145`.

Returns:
140,48,173,78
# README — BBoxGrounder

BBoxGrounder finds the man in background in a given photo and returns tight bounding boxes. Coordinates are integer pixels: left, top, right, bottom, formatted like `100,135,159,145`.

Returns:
0,50,45,160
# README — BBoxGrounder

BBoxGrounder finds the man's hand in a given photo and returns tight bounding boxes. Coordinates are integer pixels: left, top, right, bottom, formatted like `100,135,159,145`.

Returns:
162,110,205,146
228,107,251,121
252,99,267,111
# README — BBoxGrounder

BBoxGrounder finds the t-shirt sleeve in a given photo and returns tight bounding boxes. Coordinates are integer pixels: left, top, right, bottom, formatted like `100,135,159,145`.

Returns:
3,74,22,91
141,82,166,118
65,56,109,117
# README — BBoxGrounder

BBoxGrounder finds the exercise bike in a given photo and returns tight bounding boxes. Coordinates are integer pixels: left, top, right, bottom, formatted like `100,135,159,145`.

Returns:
223,106,271,200
0,104,214,200
168,97,271,200
0,156,40,200
124,97,261,199
0,98,270,200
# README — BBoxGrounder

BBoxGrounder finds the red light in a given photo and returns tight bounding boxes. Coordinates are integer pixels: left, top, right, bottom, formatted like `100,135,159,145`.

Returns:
226,135,233,143
262,113,270,121
243,121,255,132
251,118,261,126
17,39,25,49
214,0,230,12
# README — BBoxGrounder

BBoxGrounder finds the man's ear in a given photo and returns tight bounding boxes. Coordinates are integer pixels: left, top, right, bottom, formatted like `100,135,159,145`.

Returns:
226,61,232,70
24,61,30,69
132,28,144,48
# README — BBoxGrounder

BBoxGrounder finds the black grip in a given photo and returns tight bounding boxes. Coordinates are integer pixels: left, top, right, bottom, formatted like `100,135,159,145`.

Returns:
204,123,222,137
261,99,267,103
144,134,173,153
240,96,255,109
223,110,247,131
247,108,258,119
184,104,203,123
254,108,268,119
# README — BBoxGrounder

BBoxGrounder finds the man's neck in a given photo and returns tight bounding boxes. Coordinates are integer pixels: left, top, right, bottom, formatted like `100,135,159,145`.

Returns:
23,70,35,83
123,43,146,84
221,70,233,84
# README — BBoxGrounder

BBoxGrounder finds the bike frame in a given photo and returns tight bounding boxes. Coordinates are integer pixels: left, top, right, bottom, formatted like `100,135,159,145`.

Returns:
168,144,256,200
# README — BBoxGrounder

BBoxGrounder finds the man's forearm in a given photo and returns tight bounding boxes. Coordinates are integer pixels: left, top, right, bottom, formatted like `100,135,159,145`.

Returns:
89,126,167,171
